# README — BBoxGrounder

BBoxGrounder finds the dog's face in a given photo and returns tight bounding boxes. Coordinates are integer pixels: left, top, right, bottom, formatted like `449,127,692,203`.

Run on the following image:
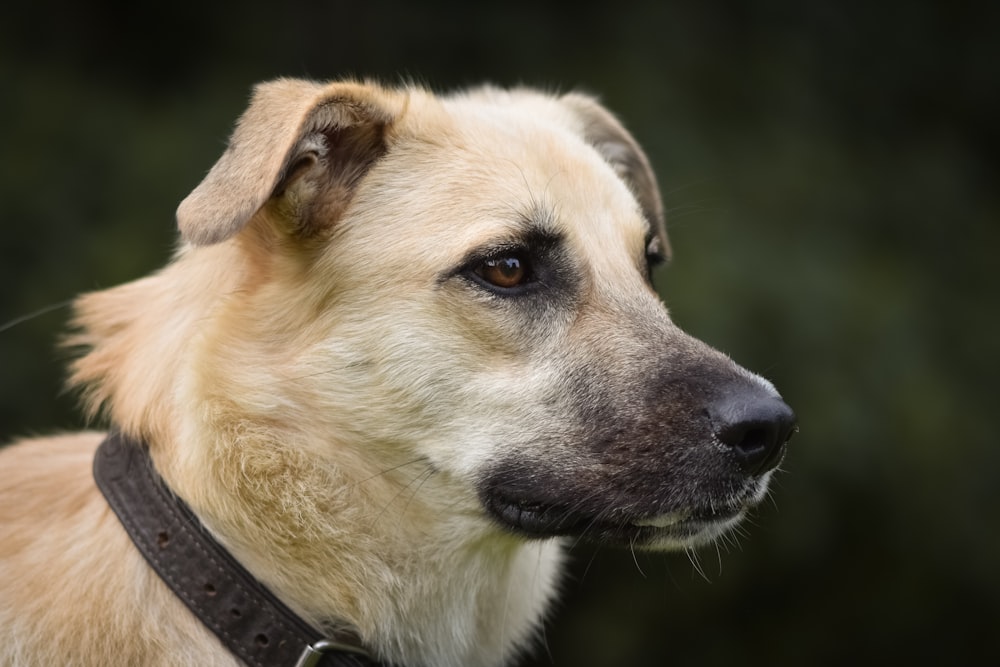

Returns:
175,80,795,552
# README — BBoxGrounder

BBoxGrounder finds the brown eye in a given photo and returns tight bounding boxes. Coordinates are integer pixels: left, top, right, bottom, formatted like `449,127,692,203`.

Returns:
476,256,528,289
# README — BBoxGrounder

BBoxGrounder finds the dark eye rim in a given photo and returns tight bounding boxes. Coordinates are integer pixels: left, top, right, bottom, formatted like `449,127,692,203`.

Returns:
645,235,668,282
646,248,668,269
439,228,563,298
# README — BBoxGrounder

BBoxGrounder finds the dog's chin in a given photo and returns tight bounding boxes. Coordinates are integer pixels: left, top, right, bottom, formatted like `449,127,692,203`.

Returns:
481,491,749,549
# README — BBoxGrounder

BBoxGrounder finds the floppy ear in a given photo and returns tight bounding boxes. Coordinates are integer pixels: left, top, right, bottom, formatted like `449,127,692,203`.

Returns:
560,93,670,260
176,78,405,246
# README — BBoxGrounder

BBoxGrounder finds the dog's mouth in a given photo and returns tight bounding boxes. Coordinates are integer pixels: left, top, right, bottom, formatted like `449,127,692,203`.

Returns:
481,490,747,547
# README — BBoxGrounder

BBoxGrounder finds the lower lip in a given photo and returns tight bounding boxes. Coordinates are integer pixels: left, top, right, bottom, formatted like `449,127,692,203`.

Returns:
633,507,743,529
632,512,686,529
638,515,742,547
631,509,745,542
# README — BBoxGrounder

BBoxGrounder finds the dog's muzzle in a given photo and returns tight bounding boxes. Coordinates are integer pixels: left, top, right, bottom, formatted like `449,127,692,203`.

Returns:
479,378,797,547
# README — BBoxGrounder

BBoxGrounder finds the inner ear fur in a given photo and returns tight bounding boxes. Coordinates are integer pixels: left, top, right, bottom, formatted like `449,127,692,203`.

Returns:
176,78,406,246
560,93,670,260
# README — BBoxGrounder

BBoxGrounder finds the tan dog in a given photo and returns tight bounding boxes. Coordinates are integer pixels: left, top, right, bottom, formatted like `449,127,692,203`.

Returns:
0,78,795,666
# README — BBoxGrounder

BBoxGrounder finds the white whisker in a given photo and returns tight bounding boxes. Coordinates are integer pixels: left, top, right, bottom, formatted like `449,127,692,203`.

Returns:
0,300,73,334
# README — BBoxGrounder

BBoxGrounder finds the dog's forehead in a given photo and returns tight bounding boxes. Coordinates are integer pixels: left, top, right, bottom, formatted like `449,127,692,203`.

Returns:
413,91,650,251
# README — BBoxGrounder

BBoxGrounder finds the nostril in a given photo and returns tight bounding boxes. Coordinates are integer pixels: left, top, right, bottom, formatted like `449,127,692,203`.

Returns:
717,419,785,473
721,424,769,454
712,391,796,475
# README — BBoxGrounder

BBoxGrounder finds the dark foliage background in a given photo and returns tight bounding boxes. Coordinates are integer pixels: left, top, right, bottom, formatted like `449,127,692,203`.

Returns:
2,2,997,665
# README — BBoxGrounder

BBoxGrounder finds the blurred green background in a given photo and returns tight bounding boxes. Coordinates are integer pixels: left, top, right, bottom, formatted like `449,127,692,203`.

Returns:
2,1,997,665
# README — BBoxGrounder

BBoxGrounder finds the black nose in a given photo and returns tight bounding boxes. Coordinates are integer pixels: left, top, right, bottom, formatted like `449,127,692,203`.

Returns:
710,388,796,476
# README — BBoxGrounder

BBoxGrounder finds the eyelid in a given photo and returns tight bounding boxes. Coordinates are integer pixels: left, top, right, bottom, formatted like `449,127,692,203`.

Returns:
437,228,563,293
643,236,668,287
645,236,667,265
462,243,531,275
646,235,662,257
452,230,560,278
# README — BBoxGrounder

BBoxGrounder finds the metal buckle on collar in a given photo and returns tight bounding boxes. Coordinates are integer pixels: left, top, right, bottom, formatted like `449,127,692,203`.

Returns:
294,638,372,667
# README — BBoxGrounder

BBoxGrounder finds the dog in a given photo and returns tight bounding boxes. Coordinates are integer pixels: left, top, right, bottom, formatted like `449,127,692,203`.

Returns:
0,78,795,667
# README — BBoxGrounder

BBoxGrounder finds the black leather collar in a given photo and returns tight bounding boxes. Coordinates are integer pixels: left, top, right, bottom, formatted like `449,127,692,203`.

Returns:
93,431,383,667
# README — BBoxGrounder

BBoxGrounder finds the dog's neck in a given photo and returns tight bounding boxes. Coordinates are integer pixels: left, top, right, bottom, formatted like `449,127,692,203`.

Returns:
160,436,558,667
151,430,562,667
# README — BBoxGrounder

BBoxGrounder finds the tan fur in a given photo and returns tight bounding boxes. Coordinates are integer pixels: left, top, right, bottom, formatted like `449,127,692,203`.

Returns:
1,78,771,666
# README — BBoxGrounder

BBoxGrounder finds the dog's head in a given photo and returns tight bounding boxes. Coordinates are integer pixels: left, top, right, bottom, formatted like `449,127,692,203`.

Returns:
168,79,795,550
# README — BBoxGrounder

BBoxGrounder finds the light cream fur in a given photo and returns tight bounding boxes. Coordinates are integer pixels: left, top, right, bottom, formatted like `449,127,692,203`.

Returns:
1,78,675,666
